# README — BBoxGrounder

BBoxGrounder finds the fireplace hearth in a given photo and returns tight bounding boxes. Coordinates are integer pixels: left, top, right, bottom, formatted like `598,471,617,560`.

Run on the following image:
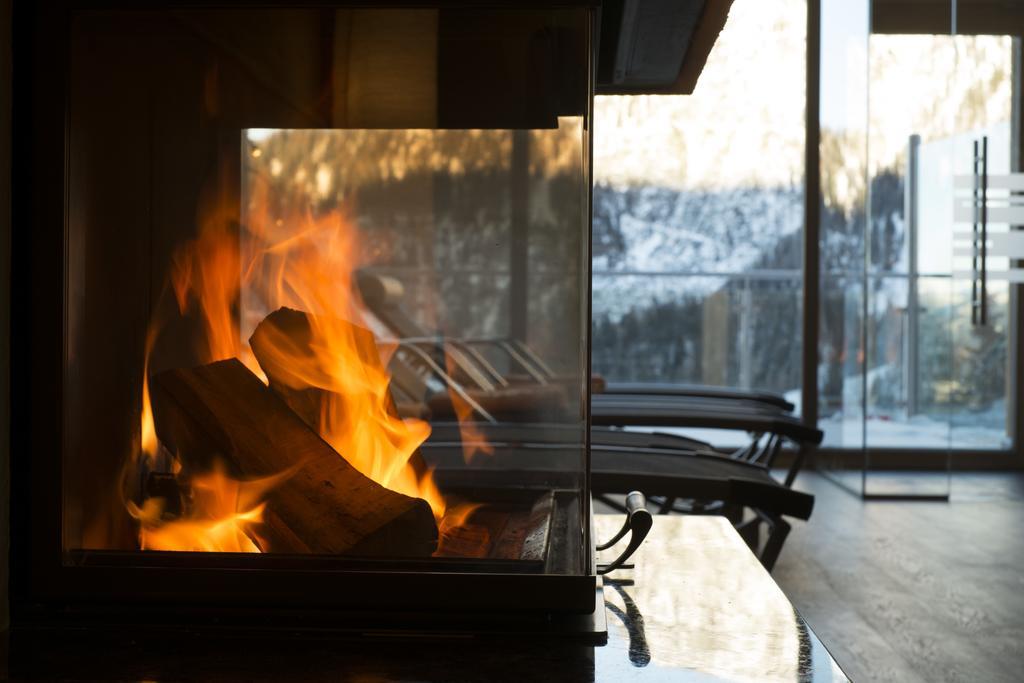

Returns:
12,0,601,638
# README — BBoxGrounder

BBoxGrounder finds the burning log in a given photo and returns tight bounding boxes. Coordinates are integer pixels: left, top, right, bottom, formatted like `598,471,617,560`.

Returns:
248,307,376,426
248,306,434,481
150,357,439,557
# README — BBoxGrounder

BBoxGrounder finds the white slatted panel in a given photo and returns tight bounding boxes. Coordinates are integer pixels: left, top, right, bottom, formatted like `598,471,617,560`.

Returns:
953,171,1024,280
954,269,1024,282
952,232,1024,258
954,203,1024,224
954,173,1024,191
987,231,1024,258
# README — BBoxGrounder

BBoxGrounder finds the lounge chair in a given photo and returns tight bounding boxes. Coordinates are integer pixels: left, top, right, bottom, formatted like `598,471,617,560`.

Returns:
358,270,823,478
424,422,813,570
591,394,822,487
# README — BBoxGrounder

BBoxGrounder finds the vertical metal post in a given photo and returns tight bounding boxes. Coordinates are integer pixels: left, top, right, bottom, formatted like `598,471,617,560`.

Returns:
905,135,920,416
1010,37,1023,458
584,7,596,577
738,279,753,389
802,0,821,435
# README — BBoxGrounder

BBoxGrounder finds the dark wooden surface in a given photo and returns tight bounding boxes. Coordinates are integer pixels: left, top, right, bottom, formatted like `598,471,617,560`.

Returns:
775,471,1024,683
2,515,847,681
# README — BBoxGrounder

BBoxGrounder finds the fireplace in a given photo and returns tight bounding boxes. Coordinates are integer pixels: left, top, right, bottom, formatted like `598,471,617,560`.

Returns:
12,1,598,635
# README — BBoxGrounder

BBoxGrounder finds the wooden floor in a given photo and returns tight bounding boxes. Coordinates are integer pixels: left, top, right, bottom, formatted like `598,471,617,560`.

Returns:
774,471,1024,683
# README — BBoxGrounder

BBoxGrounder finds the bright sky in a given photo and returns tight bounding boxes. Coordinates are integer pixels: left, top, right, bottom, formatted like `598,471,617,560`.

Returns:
594,0,806,191
819,0,870,133
594,0,1011,186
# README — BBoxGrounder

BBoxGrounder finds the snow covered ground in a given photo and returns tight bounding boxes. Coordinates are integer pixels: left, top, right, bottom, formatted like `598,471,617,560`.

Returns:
820,413,1009,450
592,184,804,321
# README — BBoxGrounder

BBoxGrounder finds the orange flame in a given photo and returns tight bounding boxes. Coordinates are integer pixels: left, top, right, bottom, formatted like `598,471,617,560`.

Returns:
127,462,290,553
139,325,160,461
168,211,267,381
243,183,444,519
435,502,490,558
128,210,280,551
127,170,449,552
444,351,494,464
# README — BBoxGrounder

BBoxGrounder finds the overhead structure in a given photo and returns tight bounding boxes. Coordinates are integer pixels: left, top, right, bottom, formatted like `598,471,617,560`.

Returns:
597,0,735,95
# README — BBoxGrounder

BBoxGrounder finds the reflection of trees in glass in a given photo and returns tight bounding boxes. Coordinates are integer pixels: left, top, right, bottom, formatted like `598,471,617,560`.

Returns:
868,286,1007,423
243,126,586,371
593,297,703,383
818,123,906,413
821,157,1007,422
950,293,1007,420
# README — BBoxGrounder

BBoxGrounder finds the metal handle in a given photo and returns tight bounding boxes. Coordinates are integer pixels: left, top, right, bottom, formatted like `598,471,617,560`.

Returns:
597,491,652,575
981,135,989,326
972,138,980,325
971,136,990,327
905,134,921,415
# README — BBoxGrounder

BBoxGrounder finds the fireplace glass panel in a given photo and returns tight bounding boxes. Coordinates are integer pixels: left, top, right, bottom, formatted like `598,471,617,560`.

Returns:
61,7,590,577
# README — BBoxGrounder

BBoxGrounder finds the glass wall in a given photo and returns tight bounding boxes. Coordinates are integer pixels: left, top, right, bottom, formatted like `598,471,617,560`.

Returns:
590,0,1020,467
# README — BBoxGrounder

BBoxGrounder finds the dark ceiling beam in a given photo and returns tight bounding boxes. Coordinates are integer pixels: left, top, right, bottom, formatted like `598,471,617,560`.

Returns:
597,0,734,95
674,0,733,94
872,0,1024,36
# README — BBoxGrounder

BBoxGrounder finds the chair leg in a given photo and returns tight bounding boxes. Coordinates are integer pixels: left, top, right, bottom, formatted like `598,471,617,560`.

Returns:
784,443,809,488
735,516,760,551
760,434,783,467
732,432,765,462
721,502,743,524
758,513,791,572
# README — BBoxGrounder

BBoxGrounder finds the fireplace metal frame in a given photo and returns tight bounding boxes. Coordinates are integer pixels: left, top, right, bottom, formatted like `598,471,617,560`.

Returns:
9,0,600,636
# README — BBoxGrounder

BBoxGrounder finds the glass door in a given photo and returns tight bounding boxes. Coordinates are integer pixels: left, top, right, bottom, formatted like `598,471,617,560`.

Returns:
861,1,958,497
853,0,1020,497
948,2,1020,456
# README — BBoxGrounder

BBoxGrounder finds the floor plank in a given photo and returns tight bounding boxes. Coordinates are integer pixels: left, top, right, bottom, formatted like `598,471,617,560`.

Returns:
774,471,1024,683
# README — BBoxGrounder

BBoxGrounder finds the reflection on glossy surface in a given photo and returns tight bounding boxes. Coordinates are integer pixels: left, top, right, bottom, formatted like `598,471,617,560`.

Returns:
6,517,848,682
594,515,849,682
604,580,652,667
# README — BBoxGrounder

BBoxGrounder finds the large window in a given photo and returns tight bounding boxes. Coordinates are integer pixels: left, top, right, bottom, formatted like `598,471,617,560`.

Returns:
593,0,1022,464
592,0,806,403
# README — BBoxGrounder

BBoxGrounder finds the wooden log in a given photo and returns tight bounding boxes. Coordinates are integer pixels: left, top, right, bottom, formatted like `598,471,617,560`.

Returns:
248,307,433,479
150,357,438,557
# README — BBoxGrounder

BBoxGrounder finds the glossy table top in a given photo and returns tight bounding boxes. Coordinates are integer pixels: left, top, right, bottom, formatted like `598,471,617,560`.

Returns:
595,515,848,682
3,516,849,682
